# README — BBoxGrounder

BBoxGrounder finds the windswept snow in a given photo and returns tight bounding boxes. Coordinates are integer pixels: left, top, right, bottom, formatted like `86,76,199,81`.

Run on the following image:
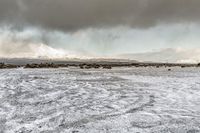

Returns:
0,67,200,133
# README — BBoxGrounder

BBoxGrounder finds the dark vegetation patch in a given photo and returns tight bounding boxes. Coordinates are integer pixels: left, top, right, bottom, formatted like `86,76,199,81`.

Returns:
0,62,199,69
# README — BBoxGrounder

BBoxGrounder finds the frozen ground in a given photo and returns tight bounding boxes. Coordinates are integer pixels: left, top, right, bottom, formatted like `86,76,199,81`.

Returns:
0,67,200,133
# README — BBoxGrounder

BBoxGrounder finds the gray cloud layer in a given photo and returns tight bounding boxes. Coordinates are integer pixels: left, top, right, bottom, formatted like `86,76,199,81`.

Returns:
0,0,200,30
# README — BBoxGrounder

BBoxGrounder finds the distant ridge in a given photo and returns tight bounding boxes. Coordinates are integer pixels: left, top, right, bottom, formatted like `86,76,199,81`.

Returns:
117,48,200,63
0,58,139,65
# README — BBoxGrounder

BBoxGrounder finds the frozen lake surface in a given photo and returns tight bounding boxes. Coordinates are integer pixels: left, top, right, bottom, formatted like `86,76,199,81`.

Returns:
0,67,200,133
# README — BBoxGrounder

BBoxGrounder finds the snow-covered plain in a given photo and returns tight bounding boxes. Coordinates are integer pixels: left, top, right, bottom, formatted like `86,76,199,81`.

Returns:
0,67,200,133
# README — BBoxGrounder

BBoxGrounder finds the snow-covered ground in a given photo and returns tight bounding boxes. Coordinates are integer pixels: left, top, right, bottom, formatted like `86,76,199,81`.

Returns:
0,67,200,133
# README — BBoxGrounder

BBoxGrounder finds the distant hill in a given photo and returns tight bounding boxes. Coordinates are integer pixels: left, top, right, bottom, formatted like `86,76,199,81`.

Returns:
0,58,139,65
117,48,200,63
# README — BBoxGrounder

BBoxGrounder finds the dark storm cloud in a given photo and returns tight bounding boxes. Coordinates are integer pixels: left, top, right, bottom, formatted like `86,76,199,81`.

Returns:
0,0,18,20
0,0,200,30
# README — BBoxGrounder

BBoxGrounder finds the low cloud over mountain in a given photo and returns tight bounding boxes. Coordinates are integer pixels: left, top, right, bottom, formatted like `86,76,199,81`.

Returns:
119,48,200,63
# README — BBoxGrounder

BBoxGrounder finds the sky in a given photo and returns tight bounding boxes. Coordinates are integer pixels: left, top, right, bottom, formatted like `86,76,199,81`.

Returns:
0,0,200,63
